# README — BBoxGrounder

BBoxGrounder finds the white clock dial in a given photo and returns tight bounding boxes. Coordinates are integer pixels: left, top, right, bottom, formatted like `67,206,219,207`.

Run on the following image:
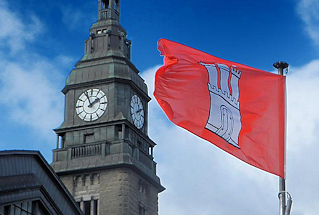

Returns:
76,89,107,121
130,95,144,129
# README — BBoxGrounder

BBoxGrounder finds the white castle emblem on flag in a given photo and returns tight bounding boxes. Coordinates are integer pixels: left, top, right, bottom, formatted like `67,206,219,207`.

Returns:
200,62,242,148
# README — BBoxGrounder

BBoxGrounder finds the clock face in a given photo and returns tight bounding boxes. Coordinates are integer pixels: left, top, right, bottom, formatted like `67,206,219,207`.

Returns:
130,95,144,129
76,89,107,121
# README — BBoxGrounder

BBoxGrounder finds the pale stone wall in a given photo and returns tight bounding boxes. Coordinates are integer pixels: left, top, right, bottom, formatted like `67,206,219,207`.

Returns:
59,167,158,215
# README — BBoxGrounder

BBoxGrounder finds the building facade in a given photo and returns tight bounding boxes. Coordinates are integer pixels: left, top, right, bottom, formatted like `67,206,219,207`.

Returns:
51,0,165,214
0,150,83,215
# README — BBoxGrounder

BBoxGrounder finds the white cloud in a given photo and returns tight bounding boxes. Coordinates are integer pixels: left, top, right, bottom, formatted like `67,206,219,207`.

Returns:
141,59,319,215
287,60,319,151
0,1,43,53
297,0,319,44
0,59,63,137
285,61,319,215
0,0,66,140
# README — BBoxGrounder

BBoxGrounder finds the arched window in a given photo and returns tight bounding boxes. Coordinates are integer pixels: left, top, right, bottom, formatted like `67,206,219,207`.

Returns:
101,0,109,10
115,0,119,11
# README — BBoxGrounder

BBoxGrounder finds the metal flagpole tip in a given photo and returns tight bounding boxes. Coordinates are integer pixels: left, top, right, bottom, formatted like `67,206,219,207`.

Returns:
273,61,289,69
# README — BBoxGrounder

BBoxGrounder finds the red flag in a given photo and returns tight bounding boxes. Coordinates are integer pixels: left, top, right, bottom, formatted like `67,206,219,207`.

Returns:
154,39,286,178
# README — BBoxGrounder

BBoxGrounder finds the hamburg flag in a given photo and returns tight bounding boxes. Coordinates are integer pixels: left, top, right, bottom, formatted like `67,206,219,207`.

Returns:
154,39,286,178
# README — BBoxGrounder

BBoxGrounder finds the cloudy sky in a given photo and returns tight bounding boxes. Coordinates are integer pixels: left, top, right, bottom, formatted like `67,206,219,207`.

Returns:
0,0,319,214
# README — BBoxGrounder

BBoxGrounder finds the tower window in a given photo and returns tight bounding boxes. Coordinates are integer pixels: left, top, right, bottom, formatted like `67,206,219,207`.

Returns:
93,200,98,215
61,135,65,148
84,201,90,215
114,0,119,10
57,133,65,149
82,175,86,186
148,146,153,156
137,140,142,148
138,179,148,195
77,199,99,215
116,124,123,139
139,205,146,215
4,205,10,215
102,0,109,9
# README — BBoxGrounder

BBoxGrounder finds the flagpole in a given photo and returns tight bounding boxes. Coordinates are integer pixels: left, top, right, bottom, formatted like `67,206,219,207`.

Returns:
273,61,292,215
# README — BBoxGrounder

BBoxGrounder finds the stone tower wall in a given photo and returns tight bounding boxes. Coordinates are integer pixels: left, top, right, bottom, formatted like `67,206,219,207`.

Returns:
59,167,159,215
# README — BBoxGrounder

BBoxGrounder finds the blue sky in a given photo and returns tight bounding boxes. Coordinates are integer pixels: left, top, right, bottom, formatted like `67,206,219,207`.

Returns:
1,0,319,214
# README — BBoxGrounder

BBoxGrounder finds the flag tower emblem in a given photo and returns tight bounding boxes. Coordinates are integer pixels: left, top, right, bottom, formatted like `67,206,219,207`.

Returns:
201,63,242,148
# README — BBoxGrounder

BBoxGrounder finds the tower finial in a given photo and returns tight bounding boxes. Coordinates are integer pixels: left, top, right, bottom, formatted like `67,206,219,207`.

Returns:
98,0,120,21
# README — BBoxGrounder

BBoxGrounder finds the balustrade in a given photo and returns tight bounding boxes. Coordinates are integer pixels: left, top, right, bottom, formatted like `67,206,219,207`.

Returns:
71,144,102,158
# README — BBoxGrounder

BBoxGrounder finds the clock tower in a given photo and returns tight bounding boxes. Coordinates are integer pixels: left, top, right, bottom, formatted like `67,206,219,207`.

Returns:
51,1,165,214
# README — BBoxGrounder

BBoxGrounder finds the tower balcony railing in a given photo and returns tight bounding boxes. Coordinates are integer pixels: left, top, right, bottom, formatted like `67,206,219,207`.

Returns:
99,9,119,20
71,143,102,158
53,141,157,174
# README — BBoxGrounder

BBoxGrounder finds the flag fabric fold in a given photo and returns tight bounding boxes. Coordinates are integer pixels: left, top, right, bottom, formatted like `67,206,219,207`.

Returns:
154,39,286,178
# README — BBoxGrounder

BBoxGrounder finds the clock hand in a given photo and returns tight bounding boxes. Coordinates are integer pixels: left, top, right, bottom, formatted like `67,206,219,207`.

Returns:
84,91,92,105
88,98,100,108
136,108,143,114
